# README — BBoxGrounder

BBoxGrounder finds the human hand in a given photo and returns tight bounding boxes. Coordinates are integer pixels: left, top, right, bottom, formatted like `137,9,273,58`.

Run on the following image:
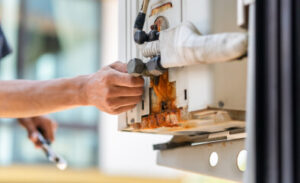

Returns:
83,61,144,114
18,116,57,148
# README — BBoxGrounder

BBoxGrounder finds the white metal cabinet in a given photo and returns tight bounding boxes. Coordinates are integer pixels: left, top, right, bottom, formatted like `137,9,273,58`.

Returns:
118,0,252,181
119,0,246,135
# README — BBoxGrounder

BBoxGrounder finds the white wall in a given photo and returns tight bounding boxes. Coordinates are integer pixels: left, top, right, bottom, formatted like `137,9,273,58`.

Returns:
99,0,181,178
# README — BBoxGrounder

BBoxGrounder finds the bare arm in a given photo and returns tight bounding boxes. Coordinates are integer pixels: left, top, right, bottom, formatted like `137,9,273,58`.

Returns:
0,62,144,118
0,76,86,117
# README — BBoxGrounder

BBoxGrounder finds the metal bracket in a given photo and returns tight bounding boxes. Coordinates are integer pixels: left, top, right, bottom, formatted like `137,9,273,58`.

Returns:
157,138,245,182
153,128,245,150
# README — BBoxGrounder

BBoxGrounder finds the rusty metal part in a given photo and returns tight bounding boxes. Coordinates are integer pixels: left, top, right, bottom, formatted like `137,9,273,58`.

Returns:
154,16,169,31
141,110,181,129
151,2,172,17
128,70,246,131
150,71,177,112
130,71,182,130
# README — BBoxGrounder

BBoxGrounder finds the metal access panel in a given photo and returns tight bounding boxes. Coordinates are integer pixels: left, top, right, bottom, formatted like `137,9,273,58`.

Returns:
118,0,247,136
157,138,245,182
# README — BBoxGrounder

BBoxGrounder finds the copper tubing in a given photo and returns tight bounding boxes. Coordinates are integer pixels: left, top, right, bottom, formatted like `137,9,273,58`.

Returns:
141,0,150,14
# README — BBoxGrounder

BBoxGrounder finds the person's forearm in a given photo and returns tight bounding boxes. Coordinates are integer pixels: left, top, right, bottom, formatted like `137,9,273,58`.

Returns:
0,76,88,118
0,61,144,117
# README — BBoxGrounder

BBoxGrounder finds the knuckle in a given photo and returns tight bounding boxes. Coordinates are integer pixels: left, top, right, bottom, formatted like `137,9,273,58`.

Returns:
128,77,136,85
102,65,110,71
111,111,118,115
106,86,115,96
128,105,135,110
103,88,110,98
105,98,115,108
104,86,115,98
135,96,142,102
102,88,109,98
104,98,111,106
102,74,111,85
136,87,144,95
113,61,122,65
138,76,145,82
107,108,117,115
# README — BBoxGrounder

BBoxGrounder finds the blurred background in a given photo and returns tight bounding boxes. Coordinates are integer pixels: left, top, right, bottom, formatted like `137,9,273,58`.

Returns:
0,0,235,182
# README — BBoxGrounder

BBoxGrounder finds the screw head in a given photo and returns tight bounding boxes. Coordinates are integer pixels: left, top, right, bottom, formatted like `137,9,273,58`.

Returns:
218,101,225,108
134,30,148,44
127,58,145,76
130,118,135,123
148,30,159,41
